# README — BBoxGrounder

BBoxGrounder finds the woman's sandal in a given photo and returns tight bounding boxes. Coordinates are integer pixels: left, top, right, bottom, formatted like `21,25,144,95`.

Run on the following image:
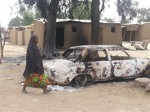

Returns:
43,89,51,94
22,89,28,93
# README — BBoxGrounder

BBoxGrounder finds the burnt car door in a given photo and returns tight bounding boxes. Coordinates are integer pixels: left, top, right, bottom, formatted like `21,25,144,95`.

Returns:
107,48,137,79
88,49,112,81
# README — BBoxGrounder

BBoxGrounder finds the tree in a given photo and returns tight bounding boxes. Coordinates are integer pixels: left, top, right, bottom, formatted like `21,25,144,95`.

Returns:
137,8,150,22
18,3,42,25
21,0,60,59
57,1,91,20
91,0,106,44
67,1,91,20
21,10,35,25
21,0,91,59
9,1,41,27
0,24,2,64
8,10,35,27
117,0,138,23
0,24,6,64
35,7,42,18
8,17,23,27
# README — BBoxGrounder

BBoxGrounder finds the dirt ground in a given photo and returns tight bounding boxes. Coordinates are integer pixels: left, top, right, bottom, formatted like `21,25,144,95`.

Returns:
0,42,150,112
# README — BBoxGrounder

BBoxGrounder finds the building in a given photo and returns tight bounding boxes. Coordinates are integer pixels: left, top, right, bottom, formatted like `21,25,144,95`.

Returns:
9,25,33,46
122,22,150,41
34,19,122,49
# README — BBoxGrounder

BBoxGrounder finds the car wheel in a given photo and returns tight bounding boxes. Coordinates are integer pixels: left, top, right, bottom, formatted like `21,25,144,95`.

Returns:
145,69,150,78
75,74,87,86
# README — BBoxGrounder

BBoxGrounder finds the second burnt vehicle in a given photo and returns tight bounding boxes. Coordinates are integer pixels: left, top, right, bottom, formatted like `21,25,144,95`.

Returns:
44,45,150,86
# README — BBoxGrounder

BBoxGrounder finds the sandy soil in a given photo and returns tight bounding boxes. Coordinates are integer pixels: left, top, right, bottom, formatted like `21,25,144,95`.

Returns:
0,42,150,112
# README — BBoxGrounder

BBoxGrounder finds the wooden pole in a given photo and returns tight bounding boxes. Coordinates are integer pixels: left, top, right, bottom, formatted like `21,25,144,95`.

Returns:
0,23,6,64
0,23,2,64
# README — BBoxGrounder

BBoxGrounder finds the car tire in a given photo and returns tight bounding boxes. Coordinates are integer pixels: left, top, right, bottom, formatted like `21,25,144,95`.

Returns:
145,69,150,78
75,74,87,86
145,66,150,78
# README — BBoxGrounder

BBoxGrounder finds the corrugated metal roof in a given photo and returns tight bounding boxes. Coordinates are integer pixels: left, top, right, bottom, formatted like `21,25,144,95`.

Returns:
56,19,121,24
34,18,121,24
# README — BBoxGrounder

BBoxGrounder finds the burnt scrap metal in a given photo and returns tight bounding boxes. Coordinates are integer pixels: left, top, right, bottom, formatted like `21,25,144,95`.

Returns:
44,45,150,85
122,40,150,50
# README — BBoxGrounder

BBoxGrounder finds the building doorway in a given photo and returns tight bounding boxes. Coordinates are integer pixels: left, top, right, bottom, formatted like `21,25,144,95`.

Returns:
56,27,64,48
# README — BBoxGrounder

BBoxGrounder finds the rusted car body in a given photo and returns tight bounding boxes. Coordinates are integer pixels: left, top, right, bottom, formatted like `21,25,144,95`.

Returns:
44,45,150,85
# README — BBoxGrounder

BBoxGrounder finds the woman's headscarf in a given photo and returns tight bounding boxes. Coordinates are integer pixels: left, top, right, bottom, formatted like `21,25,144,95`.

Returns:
23,35,44,77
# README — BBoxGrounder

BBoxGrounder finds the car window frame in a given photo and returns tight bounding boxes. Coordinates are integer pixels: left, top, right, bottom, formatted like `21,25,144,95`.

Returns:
106,48,132,61
91,49,109,61
63,48,82,61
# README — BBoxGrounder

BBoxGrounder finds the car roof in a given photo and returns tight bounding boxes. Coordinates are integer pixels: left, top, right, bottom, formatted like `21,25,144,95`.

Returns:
69,45,123,50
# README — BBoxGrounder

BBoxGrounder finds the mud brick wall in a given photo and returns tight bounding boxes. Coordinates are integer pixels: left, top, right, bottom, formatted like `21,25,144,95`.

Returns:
33,20,46,50
17,31,24,45
9,28,17,45
24,29,33,45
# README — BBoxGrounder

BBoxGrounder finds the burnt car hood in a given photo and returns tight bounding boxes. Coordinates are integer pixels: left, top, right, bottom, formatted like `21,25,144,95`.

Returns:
43,59,79,84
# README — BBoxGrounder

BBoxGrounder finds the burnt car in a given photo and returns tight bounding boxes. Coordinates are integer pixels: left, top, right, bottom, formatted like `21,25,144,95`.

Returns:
44,45,150,86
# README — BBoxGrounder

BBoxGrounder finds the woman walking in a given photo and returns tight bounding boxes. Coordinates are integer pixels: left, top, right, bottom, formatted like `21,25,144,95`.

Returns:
22,35,51,94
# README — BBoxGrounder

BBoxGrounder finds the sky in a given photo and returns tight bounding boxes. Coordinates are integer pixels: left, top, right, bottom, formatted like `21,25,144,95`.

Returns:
0,0,18,28
0,0,150,28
